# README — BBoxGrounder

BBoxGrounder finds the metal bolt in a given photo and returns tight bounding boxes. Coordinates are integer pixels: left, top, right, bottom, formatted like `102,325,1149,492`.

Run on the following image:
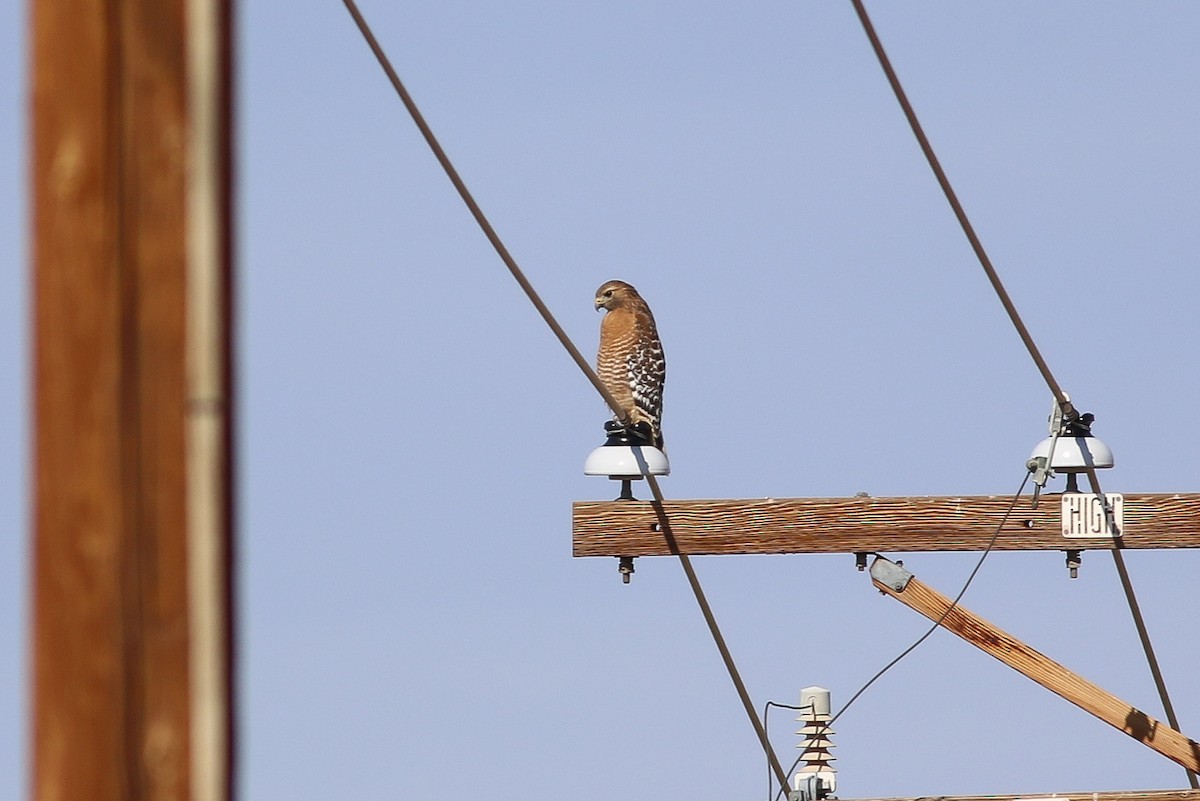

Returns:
1066,549,1082,579
618,556,635,584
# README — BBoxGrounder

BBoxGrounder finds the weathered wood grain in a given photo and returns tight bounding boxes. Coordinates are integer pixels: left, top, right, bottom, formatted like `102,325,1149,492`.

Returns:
572,493,1200,557
872,557,1200,774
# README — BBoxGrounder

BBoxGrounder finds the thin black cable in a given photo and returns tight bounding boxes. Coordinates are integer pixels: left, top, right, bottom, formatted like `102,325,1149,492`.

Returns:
774,470,1032,801
340,1,789,790
849,1,1195,787
764,701,810,801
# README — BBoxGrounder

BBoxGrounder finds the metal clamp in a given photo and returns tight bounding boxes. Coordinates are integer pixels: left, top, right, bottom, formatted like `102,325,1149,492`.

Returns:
1029,395,1075,508
869,557,912,593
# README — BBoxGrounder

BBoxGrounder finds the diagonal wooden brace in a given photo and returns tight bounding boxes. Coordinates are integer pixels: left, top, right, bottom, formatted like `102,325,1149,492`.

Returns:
869,556,1200,774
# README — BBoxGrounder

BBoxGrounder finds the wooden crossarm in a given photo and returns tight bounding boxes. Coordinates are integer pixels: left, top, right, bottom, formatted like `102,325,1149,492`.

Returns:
572,493,1200,557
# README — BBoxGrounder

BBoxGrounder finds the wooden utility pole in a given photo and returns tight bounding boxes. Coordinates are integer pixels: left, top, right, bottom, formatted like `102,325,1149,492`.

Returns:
30,0,234,799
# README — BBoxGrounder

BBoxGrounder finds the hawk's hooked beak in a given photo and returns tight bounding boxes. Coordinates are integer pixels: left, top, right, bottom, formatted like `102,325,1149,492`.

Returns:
594,299,605,311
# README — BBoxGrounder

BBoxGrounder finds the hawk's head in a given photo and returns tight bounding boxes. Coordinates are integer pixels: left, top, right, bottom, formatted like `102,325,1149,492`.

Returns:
594,280,640,312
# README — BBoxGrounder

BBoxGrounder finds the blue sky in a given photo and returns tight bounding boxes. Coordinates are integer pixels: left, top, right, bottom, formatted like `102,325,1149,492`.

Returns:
2,2,1199,799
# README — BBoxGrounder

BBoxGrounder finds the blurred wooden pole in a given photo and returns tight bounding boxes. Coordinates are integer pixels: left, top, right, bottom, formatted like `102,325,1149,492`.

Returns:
30,0,234,798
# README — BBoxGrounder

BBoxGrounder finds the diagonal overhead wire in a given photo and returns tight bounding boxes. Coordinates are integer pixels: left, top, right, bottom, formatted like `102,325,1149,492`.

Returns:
848,0,1071,411
339,0,791,791
339,0,618,416
1081,465,1196,788
849,0,1196,788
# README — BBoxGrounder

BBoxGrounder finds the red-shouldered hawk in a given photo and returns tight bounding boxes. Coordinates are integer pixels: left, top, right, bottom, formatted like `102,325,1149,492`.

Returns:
595,280,666,449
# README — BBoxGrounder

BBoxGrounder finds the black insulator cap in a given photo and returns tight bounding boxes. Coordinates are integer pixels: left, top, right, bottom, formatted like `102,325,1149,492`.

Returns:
1064,412,1095,437
602,420,655,447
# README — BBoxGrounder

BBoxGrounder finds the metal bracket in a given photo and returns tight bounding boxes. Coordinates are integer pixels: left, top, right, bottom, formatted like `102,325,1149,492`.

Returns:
869,557,912,593
1028,454,1053,508
789,775,833,801
1029,395,1074,508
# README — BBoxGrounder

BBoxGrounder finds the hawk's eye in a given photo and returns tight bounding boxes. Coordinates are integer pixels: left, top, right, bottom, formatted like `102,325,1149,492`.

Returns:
604,289,614,298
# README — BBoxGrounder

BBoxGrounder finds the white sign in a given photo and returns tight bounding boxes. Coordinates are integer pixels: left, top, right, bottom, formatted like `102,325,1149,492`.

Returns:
1061,493,1123,538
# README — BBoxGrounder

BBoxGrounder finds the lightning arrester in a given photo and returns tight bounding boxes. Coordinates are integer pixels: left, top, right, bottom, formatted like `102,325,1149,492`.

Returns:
791,686,837,801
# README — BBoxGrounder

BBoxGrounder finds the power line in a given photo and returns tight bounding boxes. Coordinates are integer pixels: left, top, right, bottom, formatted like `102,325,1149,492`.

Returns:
847,0,1069,411
1081,465,1198,788
848,0,1195,788
643,470,791,790
339,0,621,419
339,0,790,790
